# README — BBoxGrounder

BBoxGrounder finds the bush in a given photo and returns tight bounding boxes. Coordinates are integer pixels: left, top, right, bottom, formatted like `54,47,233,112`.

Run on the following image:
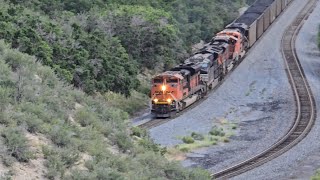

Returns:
209,126,225,137
75,108,98,127
45,153,65,179
0,112,12,125
180,147,189,153
182,136,195,144
49,125,73,147
114,131,133,152
94,167,124,180
212,141,217,145
231,124,238,130
1,127,34,162
219,131,226,137
191,132,204,141
43,146,80,179
223,137,230,143
104,91,149,116
138,139,167,155
64,169,91,180
188,168,211,180
2,154,15,167
131,127,146,138
312,170,320,180
23,113,44,133
59,147,80,168
0,170,14,180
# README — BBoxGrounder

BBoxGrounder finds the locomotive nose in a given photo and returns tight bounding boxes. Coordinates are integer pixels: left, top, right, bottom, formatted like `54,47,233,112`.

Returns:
161,85,166,91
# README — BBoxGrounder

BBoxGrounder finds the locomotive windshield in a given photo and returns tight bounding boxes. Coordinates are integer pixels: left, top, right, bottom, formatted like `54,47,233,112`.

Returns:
167,78,178,83
153,78,163,83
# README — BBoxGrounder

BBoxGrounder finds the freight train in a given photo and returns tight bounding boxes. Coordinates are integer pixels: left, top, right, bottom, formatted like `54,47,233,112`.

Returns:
150,0,293,118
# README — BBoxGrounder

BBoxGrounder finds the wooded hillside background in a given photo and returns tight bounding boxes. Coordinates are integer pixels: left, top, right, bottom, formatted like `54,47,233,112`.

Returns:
0,0,249,96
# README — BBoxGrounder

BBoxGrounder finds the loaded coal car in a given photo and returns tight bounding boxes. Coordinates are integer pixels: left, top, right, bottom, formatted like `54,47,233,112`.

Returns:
231,0,292,48
150,63,205,117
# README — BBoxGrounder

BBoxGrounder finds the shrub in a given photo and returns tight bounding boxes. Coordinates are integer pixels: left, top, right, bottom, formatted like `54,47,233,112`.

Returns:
49,125,73,147
75,108,98,127
131,127,146,138
1,127,34,162
114,131,133,152
94,167,124,180
182,136,195,144
45,153,65,179
0,112,12,125
219,131,226,137
191,132,204,141
210,136,219,141
209,126,225,137
59,147,80,168
2,154,15,167
138,139,167,155
0,87,13,112
64,169,91,180
212,141,217,145
163,163,189,179
312,170,320,180
180,147,189,152
223,137,230,143
231,124,238,130
23,113,44,133
188,168,211,180
104,91,149,116
43,146,80,179
0,170,14,180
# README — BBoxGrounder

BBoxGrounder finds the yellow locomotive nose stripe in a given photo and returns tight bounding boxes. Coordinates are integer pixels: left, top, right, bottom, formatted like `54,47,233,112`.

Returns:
155,102,169,105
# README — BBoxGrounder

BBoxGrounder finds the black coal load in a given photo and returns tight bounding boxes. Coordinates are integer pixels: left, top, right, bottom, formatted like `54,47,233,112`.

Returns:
246,4,268,14
235,0,275,26
235,12,260,26
255,0,275,7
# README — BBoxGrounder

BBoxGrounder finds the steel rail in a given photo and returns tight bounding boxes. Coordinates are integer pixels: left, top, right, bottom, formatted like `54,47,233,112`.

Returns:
211,0,317,179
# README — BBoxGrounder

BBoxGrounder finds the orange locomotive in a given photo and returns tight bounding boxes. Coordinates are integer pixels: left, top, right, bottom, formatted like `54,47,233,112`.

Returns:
151,63,205,117
151,24,248,117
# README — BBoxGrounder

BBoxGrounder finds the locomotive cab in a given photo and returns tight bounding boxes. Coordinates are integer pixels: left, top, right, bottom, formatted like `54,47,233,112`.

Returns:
151,73,183,117
151,64,203,118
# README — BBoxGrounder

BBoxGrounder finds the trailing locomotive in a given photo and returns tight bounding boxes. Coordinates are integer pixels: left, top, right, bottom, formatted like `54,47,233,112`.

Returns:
151,0,293,117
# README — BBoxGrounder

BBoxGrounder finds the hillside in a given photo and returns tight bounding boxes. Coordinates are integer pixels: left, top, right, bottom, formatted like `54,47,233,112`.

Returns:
0,0,248,97
0,0,254,179
0,40,211,179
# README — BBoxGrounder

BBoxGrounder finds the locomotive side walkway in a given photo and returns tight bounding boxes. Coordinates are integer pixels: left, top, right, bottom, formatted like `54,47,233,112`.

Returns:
149,0,318,179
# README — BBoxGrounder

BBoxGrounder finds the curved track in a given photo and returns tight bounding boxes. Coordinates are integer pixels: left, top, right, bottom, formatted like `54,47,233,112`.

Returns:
211,0,317,179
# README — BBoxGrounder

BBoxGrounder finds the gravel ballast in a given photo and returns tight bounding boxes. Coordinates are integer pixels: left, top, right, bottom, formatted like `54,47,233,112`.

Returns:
149,0,317,178
234,1,320,179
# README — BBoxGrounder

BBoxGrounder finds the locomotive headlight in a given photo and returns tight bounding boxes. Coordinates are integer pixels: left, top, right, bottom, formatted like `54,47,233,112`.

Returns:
153,99,158,103
167,98,172,103
161,85,166,91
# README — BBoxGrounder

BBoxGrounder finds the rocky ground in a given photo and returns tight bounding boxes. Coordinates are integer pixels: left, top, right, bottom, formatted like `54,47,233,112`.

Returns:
235,1,320,179
148,0,320,179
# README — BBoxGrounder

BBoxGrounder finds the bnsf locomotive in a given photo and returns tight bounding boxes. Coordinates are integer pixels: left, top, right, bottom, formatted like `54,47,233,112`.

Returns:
151,0,293,117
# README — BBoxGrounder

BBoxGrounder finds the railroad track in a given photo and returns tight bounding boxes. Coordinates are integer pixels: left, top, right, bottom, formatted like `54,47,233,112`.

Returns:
138,64,240,129
138,118,171,129
211,0,317,179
